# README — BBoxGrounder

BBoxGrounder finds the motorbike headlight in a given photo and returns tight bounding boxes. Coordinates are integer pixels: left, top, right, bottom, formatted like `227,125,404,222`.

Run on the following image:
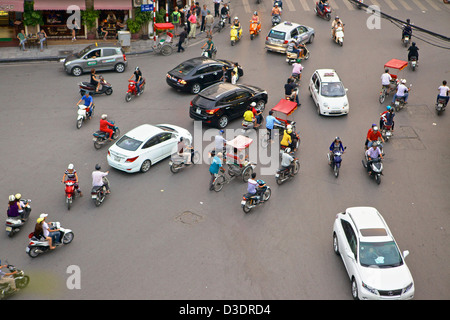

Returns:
362,282,379,295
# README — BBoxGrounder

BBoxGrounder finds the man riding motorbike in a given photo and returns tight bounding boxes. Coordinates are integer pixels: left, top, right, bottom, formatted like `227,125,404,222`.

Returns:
437,80,449,107
272,4,281,16
128,66,143,96
280,147,295,177
402,19,412,41
62,163,82,197
291,59,304,80
407,42,419,62
392,79,410,104
331,16,343,39
365,142,383,175
76,91,93,119
92,164,110,194
100,114,114,141
328,137,345,165
201,36,215,58
366,125,384,148
318,0,328,12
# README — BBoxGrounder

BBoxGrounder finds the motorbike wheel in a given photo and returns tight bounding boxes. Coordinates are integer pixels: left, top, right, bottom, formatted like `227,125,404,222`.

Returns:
242,166,253,182
293,161,300,175
63,232,74,244
94,139,102,150
112,128,120,140
170,163,181,174
76,118,83,129
326,13,331,21
67,197,71,210
250,34,254,41
375,174,381,185
16,275,30,289
192,151,201,164
125,92,132,102
276,175,284,185
334,165,339,178
379,91,386,104
213,175,225,192
105,88,113,95
95,194,102,207
231,40,235,46
262,188,271,202
395,105,400,112
28,247,41,258
243,201,252,214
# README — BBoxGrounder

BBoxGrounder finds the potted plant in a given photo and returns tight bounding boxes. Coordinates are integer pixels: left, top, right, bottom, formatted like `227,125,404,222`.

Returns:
127,18,142,39
23,1,44,34
81,8,99,39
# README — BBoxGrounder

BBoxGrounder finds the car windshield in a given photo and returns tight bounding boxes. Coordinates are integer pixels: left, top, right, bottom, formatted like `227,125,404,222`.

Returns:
359,241,403,268
268,30,286,40
321,82,346,97
193,95,217,108
116,135,143,151
172,63,196,75
77,46,93,58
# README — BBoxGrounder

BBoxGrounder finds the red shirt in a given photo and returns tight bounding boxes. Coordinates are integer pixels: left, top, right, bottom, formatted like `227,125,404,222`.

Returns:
100,119,113,131
367,129,382,141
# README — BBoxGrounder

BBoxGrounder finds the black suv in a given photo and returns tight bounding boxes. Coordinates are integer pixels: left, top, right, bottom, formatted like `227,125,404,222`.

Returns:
166,57,243,94
189,82,268,128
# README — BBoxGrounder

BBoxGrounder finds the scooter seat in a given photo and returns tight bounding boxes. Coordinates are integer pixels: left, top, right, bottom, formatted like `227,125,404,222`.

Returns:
93,131,107,138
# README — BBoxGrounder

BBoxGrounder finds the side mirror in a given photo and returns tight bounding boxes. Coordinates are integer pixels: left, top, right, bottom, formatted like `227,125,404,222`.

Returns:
345,88,349,92
403,250,410,259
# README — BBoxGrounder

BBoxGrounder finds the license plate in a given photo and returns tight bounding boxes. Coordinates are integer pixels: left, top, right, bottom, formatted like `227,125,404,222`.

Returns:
241,200,246,205
395,101,399,105
114,156,121,162
6,227,12,232
275,174,279,177
91,195,97,199
196,108,201,114
169,161,173,165
93,138,98,141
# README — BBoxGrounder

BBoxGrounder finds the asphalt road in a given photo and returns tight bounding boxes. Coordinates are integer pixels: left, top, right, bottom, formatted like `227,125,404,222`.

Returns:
0,0,449,300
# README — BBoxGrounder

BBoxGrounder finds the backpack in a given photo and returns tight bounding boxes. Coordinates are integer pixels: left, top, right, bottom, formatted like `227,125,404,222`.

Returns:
172,11,180,23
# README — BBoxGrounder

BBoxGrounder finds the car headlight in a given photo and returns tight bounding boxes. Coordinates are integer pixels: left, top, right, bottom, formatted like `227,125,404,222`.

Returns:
323,103,328,107
344,102,348,107
402,282,413,294
362,282,379,295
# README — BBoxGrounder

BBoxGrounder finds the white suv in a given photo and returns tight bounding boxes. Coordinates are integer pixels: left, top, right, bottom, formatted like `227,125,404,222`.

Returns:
332,207,415,300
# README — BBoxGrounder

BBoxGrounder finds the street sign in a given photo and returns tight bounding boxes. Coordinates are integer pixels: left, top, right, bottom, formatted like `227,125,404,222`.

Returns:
141,3,154,11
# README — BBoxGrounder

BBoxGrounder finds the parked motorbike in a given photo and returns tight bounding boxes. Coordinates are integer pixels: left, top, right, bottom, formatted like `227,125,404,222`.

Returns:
381,124,393,142
0,261,30,299
169,148,201,173
76,103,95,129
64,180,78,210
91,177,110,207
409,56,418,71
327,147,346,178
125,78,146,102
93,121,120,150
249,20,261,40
314,1,332,20
218,14,227,32
26,222,74,258
286,45,310,64
5,199,31,238
79,76,113,96
230,26,241,46
241,180,271,213
275,157,300,185
435,97,447,115
333,25,344,46
362,155,383,185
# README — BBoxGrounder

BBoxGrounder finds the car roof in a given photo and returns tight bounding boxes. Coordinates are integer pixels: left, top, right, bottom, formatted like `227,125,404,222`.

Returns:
182,57,225,66
315,69,341,82
199,82,242,98
271,21,300,32
346,207,392,241
124,124,163,140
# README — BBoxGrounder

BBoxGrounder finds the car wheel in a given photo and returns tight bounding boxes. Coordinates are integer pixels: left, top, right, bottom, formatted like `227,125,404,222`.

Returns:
191,83,201,94
316,104,321,116
217,115,229,129
140,160,151,173
308,34,314,44
71,66,83,77
351,278,359,300
115,63,125,73
333,233,340,255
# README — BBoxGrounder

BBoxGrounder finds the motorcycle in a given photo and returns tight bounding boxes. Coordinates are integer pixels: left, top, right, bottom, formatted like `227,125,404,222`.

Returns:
402,35,410,47
435,97,447,115
249,20,261,40
271,14,281,26
125,78,146,102
381,124,393,142
275,157,300,185
64,180,78,210
5,199,31,237
286,45,310,65
230,25,241,46
201,47,217,59
76,103,95,129
327,147,346,178
333,25,344,46
409,56,418,71
79,76,113,96
169,148,201,173
218,14,227,32
362,155,383,185
241,180,271,213
314,1,332,21
0,261,30,299
26,222,74,258
91,177,110,207
352,0,364,9
393,96,407,112
93,121,120,150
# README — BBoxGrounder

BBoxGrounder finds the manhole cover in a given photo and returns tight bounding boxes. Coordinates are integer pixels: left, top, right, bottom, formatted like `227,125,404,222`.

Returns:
394,126,418,139
175,211,203,225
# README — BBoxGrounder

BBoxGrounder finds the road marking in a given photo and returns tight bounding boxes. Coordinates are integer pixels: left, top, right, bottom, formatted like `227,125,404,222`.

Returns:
341,0,354,10
285,0,296,11
299,0,311,11
368,0,381,8
328,0,339,10
411,0,427,11
423,0,440,10
397,0,412,10
384,0,398,10
243,0,251,13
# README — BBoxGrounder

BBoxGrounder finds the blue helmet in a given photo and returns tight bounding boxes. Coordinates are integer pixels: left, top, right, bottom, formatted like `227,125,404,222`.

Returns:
387,105,391,110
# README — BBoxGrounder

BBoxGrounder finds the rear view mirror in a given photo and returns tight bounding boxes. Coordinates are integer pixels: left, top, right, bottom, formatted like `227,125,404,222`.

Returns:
403,250,410,259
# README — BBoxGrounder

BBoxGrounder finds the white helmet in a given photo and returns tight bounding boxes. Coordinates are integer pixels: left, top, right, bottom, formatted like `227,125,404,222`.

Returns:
234,16,238,20
101,114,107,119
373,126,379,131
68,163,74,170
250,102,256,107
285,147,291,153
287,124,292,130
8,195,15,202
401,79,407,84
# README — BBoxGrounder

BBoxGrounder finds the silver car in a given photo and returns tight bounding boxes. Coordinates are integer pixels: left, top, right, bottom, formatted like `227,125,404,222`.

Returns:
265,21,315,54
61,44,128,76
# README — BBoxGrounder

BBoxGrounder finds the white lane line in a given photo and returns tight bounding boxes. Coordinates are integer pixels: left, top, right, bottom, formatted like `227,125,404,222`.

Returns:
243,0,251,13
423,0,440,10
328,0,339,10
411,0,428,11
384,0,399,10
284,0,297,11
299,0,311,11
397,0,412,10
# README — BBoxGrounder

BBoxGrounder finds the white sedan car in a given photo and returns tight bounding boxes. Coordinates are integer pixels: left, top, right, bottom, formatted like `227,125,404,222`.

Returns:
309,69,349,116
333,207,415,300
107,124,192,173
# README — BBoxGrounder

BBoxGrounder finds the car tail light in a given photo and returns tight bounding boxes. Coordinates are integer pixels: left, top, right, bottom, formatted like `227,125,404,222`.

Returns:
266,36,268,40
125,156,139,163
108,150,110,156
123,54,127,61
6,221,12,225
190,101,193,107
283,40,288,44
206,108,220,115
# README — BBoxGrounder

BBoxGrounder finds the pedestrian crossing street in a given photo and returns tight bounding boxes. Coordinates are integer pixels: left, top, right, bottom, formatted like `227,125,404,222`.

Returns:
240,0,443,14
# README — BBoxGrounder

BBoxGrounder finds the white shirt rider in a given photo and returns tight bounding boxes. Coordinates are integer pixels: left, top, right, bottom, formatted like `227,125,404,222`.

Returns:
92,170,108,187
381,73,392,86
396,83,408,97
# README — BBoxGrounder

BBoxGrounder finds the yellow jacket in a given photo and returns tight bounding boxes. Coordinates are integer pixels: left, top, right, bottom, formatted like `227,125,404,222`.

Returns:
280,130,292,146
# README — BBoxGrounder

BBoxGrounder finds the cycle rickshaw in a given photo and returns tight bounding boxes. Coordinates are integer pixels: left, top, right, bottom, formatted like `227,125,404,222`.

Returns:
379,58,407,104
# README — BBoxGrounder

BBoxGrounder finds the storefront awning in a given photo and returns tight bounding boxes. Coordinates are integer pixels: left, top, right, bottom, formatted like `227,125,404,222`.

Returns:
0,0,24,12
94,0,132,10
33,0,86,11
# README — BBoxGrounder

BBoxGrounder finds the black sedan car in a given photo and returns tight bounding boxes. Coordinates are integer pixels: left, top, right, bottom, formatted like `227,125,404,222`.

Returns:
166,57,244,94
189,82,268,129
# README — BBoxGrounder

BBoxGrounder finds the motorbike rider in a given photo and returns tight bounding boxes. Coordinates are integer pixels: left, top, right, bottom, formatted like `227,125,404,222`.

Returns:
407,42,419,62
90,68,101,92
437,80,449,106
380,106,395,130
128,66,143,96
76,91,94,119
318,0,328,12
100,114,114,141
92,164,110,194
243,105,255,129
176,137,193,164
201,35,215,58
284,78,300,106
40,213,61,250
250,102,262,129
392,79,410,104
62,163,82,197
287,39,301,60
6,195,22,219
365,142,383,175
331,16,343,39
265,110,282,142
366,125,384,148
402,19,412,41
0,262,18,292
232,17,242,39
328,137,345,165
280,127,293,150
272,4,281,16
221,3,230,24
251,11,261,26
247,173,265,202
280,147,295,177
291,59,304,80
381,69,392,91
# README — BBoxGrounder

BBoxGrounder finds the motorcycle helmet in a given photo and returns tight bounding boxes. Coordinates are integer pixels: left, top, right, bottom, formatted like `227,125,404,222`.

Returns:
335,16,339,20
135,66,139,71
253,11,258,15
234,16,238,20
285,147,291,153
219,129,224,135
14,193,22,200
95,164,101,170
250,102,256,107
9,195,15,202
373,126,379,131
412,42,416,46
101,114,107,119
335,136,340,141
401,79,407,84
287,124,292,130
68,163,74,170
386,105,391,110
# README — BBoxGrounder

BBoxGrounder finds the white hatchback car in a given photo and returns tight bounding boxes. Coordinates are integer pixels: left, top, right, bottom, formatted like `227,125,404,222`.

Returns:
107,124,192,173
333,207,415,300
309,69,349,116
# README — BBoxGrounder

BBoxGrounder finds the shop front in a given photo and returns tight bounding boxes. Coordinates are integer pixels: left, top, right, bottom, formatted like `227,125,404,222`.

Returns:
94,0,132,40
0,0,24,45
34,0,86,39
